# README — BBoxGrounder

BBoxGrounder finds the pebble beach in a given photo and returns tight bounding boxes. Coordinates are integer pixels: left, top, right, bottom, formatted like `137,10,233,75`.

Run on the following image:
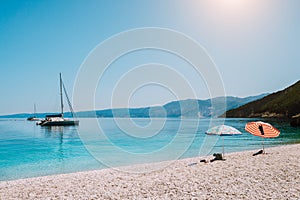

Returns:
1,144,299,199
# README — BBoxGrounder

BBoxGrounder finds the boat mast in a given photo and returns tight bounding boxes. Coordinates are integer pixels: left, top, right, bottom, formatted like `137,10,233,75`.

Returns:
34,103,36,117
60,73,64,117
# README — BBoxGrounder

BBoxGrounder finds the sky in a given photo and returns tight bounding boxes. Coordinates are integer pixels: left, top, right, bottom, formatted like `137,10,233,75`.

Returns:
0,0,299,115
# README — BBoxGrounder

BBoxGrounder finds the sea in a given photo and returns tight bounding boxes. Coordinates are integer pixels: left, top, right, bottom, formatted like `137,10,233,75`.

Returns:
0,118,299,181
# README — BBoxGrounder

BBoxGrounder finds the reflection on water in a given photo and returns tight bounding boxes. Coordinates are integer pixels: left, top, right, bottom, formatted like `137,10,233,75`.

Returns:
41,126,76,162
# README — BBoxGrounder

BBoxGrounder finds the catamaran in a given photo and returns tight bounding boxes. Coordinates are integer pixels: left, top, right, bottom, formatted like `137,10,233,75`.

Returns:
37,73,79,126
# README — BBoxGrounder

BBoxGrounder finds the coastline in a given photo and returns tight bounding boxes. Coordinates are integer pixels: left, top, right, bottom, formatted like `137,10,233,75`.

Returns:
1,144,299,199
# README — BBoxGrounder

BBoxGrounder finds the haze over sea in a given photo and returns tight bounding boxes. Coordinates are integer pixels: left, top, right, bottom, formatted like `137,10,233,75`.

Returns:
1,117,299,181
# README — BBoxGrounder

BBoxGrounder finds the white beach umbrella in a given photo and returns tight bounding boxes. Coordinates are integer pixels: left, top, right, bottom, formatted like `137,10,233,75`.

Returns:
205,125,242,156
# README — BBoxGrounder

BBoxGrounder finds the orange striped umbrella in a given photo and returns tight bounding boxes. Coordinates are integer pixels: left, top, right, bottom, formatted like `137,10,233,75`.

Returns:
245,121,280,153
245,121,280,138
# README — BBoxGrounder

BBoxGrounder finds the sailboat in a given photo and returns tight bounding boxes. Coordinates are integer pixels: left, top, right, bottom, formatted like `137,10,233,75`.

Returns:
37,73,79,126
27,104,39,121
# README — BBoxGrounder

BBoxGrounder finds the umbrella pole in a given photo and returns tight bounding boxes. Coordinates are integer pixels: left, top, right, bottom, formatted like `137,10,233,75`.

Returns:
222,136,224,158
262,137,265,154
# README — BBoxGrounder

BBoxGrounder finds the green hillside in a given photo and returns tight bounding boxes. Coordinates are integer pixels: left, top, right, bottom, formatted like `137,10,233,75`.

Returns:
224,80,300,118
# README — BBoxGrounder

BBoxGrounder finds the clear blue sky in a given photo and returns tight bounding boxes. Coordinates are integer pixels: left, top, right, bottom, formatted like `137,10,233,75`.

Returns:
0,0,299,115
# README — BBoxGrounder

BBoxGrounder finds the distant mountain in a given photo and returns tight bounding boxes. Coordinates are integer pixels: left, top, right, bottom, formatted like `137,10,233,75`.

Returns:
224,80,300,118
0,94,266,119
75,95,268,118
0,112,62,119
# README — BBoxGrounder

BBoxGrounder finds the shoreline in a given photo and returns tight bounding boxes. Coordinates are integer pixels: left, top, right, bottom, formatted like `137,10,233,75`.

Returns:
1,144,300,199
2,142,298,182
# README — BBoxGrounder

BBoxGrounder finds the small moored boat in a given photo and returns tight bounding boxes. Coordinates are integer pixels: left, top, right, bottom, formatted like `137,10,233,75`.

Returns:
27,104,39,121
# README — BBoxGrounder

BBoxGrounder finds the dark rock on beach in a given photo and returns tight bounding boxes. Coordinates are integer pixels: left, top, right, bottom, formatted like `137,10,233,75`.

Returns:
290,114,300,127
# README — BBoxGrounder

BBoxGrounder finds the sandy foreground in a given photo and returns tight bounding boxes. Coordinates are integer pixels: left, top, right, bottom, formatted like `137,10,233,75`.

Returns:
1,144,300,200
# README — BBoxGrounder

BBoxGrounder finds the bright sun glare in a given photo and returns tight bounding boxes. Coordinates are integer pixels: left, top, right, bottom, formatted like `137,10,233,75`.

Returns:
204,0,259,20
218,0,250,10
223,0,244,5
185,0,267,38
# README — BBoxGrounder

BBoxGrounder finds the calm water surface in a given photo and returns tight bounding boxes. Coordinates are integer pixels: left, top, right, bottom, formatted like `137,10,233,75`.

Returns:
0,118,299,181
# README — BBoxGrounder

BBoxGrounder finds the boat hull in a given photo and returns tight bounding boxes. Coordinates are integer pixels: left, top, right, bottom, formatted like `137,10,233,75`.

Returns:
27,117,40,121
40,120,79,126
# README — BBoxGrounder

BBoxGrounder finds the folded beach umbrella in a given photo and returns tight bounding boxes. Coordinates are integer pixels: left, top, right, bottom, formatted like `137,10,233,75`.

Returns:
205,125,242,156
245,121,280,153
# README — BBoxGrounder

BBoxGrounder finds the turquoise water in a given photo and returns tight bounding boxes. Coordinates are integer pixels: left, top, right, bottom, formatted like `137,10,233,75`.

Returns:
0,118,299,181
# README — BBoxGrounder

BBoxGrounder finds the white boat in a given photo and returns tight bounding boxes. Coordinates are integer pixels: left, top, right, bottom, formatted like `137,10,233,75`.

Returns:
27,104,39,121
37,73,79,126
